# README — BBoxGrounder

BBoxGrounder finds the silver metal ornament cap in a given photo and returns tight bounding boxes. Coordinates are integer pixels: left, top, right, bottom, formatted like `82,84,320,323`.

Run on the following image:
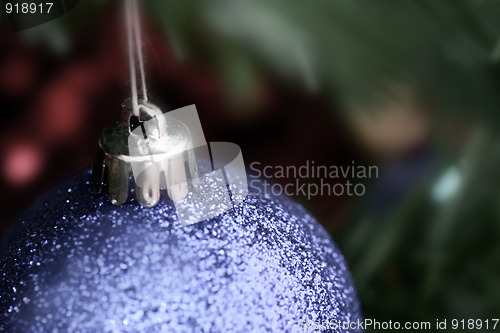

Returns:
92,99,198,207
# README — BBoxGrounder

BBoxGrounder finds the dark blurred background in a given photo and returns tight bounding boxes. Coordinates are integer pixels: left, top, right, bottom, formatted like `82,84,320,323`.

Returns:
1,0,499,331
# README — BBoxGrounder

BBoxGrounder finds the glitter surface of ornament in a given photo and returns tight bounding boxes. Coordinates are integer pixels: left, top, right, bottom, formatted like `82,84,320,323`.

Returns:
0,170,362,332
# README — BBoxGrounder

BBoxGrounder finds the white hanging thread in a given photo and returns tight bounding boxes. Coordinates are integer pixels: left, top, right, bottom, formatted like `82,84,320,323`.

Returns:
125,0,148,116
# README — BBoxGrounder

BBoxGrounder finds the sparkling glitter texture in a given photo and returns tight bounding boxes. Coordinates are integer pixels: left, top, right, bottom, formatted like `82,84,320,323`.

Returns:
0,170,361,332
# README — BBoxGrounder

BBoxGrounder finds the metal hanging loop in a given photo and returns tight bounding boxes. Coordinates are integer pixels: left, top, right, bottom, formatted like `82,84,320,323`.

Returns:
92,100,197,207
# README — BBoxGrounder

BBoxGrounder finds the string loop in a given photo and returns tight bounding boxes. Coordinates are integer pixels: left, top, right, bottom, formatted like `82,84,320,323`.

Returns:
125,0,148,117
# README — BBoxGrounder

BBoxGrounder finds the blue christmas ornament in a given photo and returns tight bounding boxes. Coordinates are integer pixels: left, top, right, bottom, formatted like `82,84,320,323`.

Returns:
0,170,362,332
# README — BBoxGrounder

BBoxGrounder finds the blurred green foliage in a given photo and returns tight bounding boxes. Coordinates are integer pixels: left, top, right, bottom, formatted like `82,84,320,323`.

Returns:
341,129,500,332
141,0,500,125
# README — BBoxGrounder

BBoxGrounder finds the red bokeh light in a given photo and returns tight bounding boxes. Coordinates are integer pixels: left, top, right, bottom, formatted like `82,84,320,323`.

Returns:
3,142,44,186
